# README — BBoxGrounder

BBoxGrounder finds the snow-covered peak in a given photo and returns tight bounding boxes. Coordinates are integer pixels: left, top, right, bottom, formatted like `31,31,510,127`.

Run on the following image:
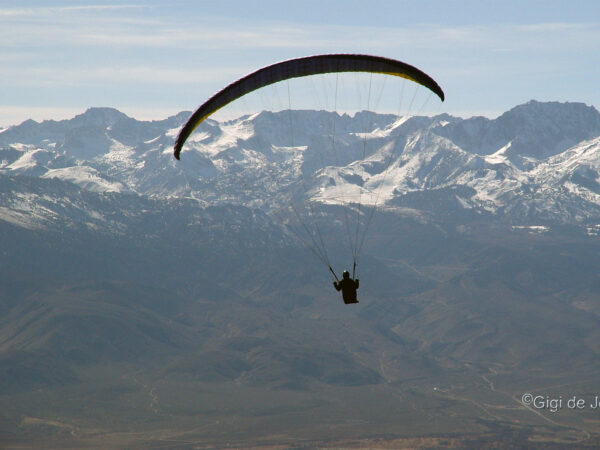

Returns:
434,100,600,160
72,107,131,128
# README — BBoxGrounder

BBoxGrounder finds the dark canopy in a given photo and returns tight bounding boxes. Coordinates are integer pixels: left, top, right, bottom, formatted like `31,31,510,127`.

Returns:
174,54,445,159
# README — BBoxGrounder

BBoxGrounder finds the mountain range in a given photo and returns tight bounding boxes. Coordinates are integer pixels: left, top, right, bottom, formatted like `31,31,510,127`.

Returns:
2,100,600,229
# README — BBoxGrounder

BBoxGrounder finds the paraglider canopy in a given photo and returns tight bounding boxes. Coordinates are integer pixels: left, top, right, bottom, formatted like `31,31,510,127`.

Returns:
174,53,444,160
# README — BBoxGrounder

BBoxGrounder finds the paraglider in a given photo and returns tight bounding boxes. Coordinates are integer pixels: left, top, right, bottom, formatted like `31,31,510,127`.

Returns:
174,54,444,302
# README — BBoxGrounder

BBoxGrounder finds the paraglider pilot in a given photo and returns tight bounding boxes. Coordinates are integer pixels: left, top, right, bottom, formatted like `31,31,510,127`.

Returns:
333,270,359,304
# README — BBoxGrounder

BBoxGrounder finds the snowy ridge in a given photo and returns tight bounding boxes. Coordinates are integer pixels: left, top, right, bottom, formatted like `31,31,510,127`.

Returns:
42,166,127,193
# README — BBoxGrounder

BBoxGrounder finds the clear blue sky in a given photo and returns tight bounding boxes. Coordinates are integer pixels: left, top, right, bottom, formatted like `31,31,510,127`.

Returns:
1,0,599,126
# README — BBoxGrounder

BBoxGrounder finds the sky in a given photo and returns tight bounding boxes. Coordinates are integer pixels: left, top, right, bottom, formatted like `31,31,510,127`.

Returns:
1,0,599,127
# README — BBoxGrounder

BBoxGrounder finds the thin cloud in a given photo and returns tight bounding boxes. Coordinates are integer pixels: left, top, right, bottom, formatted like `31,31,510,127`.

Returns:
0,65,250,87
3,5,599,53
0,4,145,17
